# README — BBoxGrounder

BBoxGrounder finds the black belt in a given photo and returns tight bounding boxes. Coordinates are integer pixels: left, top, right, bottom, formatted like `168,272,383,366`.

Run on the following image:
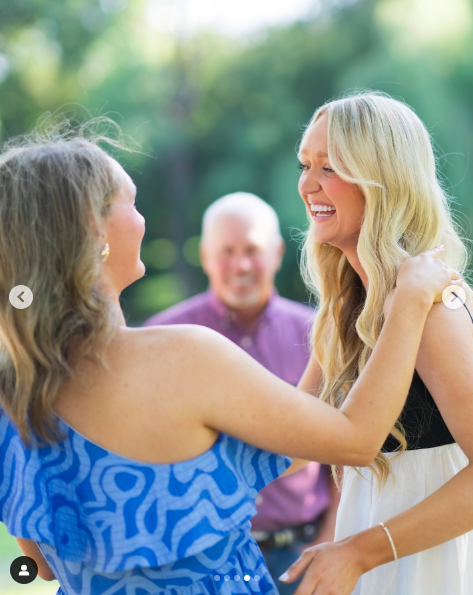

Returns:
251,518,323,551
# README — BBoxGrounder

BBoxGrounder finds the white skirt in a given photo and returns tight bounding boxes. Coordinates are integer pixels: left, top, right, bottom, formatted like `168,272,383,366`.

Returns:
335,444,473,595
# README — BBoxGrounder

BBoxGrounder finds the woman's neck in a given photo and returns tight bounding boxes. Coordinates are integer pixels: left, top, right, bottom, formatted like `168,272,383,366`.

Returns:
99,277,127,326
344,247,368,290
109,294,127,326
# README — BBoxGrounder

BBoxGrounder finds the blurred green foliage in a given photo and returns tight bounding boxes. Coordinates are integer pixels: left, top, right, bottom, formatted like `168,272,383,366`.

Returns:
0,0,472,326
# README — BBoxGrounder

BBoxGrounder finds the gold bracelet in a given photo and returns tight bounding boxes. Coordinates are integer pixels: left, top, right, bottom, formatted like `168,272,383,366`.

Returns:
379,522,398,561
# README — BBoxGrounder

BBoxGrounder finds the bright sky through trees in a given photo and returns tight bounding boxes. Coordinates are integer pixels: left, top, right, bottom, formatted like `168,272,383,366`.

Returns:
144,0,320,37
0,0,472,323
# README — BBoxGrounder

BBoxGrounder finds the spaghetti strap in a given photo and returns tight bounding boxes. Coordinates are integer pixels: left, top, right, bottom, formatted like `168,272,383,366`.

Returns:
452,291,473,324
464,302,473,324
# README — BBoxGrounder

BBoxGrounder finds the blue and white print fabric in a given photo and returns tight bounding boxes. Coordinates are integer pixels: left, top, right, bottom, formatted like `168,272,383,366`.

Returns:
0,410,291,595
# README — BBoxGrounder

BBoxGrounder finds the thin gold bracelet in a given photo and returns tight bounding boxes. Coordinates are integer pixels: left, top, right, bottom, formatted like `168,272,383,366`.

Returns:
379,522,398,561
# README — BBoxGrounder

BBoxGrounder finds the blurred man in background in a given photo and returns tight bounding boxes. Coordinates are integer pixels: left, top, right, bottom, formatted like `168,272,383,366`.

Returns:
144,192,339,594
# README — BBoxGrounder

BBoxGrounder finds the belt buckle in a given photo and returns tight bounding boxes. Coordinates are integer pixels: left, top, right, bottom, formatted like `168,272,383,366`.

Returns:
252,519,321,550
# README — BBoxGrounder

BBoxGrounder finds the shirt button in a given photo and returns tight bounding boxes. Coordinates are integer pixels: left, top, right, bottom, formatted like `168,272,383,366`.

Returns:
241,336,253,349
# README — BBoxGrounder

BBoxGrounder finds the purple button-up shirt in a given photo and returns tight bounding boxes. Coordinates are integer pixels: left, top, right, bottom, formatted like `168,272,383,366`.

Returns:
144,289,331,531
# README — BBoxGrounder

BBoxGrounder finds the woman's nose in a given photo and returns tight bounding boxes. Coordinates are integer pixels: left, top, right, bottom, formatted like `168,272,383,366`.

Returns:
299,172,322,195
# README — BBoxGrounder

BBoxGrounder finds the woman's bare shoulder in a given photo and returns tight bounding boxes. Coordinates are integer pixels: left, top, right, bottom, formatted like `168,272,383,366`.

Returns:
463,281,473,311
122,322,223,342
57,324,224,464
418,281,473,352
108,324,236,406
119,323,235,361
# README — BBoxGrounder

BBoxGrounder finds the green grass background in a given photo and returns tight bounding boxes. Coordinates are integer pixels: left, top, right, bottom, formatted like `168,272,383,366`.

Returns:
0,523,57,594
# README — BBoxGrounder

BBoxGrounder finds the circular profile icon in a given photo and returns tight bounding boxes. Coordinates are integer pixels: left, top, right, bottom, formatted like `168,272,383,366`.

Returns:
442,285,466,310
10,556,38,584
9,285,34,309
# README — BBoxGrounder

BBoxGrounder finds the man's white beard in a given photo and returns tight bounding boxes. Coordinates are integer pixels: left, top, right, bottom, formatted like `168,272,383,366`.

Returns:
223,283,264,310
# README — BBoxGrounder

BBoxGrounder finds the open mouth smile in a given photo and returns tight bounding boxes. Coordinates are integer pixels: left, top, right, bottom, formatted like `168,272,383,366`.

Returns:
310,204,336,220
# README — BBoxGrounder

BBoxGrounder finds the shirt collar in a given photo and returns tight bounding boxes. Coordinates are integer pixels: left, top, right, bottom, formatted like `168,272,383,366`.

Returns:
207,288,279,328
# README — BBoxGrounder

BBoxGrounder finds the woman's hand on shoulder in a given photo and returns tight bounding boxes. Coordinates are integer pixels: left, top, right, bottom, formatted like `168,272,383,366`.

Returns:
395,245,463,306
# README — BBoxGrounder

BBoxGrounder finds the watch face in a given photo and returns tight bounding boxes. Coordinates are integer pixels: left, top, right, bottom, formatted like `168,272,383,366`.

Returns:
10,556,39,585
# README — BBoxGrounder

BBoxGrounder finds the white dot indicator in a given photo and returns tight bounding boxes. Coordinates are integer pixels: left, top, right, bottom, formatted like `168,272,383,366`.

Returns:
244,575,250,581
442,285,466,310
234,575,240,581
254,575,260,581
224,575,230,581
214,575,220,581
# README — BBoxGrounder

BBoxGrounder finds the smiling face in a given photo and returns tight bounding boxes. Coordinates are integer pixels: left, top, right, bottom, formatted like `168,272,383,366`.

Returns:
200,213,284,312
298,112,365,253
101,158,146,293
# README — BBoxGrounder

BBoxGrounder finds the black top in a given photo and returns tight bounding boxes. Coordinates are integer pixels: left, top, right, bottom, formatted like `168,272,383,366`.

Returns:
382,299,472,452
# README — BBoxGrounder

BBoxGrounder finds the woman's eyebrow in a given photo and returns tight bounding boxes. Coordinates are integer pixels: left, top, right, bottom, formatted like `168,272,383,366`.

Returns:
299,149,328,158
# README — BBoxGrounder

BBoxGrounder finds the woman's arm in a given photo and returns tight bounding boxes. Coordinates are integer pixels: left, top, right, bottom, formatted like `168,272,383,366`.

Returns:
355,292,473,563
298,352,324,396
193,248,459,466
279,353,325,476
15,538,56,581
280,290,473,595
283,289,403,476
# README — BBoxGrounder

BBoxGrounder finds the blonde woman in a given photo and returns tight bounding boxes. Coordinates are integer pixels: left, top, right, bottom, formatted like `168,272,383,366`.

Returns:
280,92,473,595
0,125,460,595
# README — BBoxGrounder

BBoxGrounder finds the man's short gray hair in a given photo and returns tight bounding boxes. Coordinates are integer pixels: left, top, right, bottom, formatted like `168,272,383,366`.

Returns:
201,192,282,245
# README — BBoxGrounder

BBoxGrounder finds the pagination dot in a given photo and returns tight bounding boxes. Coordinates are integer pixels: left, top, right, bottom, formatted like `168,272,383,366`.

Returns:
254,575,260,581
214,575,220,581
244,575,250,581
234,575,240,581
224,575,230,581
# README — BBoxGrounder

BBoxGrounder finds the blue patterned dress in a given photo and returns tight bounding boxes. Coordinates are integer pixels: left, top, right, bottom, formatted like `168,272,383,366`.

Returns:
0,410,291,595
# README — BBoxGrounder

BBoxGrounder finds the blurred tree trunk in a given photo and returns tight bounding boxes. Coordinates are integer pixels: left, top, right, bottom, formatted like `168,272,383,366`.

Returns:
165,18,201,296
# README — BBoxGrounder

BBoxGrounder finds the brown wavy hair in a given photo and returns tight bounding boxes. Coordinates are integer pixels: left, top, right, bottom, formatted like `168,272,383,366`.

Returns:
0,119,127,446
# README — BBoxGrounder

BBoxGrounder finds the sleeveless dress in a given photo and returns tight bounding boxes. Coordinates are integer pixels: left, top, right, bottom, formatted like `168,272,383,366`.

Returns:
335,301,473,595
0,411,291,595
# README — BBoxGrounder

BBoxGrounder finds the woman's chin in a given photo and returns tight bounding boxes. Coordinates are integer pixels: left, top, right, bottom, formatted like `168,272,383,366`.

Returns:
137,261,146,278
313,230,334,245
127,261,147,287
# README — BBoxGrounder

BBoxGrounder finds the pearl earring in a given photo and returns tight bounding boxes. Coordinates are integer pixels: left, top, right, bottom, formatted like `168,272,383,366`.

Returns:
101,243,110,262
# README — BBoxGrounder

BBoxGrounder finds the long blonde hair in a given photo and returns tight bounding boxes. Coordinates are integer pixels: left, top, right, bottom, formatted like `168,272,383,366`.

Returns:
0,120,125,446
300,91,468,484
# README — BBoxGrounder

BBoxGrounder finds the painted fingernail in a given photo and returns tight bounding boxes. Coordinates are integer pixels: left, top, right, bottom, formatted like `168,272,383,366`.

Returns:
279,573,290,582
